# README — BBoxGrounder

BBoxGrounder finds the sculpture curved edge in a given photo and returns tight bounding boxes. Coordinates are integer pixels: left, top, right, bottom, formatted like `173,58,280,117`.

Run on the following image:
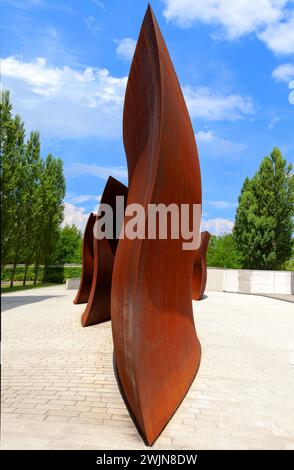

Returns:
192,231,211,301
73,213,96,305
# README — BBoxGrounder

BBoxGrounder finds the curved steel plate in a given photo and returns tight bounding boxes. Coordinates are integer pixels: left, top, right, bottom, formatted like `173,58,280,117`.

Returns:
111,6,202,445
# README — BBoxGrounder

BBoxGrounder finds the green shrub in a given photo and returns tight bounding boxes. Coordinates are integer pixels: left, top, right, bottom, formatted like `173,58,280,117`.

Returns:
282,259,294,271
1,265,45,282
207,234,243,269
46,266,82,283
1,265,82,283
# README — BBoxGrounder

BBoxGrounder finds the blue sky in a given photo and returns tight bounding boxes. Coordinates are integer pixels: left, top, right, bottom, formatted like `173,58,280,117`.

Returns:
1,0,294,234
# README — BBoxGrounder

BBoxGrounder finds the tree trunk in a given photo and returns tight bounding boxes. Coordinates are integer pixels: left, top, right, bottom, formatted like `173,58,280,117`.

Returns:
10,231,21,287
34,261,39,285
23,261,29,286
10,238,21,288
10,260,17,288
43,260,49,283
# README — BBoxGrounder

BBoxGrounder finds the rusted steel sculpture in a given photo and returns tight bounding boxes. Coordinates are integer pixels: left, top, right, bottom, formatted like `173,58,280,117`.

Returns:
111,6,202,445
192,231,211,301
81,176,128,327
73,213,96,305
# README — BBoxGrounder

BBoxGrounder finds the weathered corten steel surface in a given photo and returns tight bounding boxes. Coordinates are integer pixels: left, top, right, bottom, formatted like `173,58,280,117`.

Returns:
111,6,202,446
192,231,211,301
81,176,128,327
73,213,96,305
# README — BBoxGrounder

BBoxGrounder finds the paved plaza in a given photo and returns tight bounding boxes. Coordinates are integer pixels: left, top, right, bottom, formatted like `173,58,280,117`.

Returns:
1,285,294,449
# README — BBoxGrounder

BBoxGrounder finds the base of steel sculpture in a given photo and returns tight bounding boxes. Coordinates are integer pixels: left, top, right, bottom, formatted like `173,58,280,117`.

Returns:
113,351,200,446
192,231,211,301
111,6,202,446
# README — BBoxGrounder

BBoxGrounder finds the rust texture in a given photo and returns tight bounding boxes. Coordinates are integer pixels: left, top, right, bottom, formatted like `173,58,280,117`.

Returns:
192,231,211,301
111,6,202,445
81,176,128,327
73,213,96,305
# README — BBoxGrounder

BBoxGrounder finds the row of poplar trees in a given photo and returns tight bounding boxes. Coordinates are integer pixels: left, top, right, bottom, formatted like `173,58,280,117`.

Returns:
1,91,66,286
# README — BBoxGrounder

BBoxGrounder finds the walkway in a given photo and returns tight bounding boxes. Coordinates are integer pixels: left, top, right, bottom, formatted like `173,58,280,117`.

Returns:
2,286,294,449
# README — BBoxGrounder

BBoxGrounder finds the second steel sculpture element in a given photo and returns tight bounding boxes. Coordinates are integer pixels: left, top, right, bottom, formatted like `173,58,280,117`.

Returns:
111,6,202,445
81,176,128,327
192,231,211,301
73,213,96,305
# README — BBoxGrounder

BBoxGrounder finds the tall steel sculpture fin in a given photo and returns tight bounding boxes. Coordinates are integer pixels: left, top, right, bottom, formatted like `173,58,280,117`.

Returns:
111,5,202,445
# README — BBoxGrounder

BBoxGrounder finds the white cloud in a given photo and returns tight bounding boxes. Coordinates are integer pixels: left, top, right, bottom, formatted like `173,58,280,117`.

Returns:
3,0,77,14
67,194,102,204
67,163,128,181
92,0,105,10
197,130,215,143
272,63,294,81
163,0,294,54
116,38,136,61
2,0,43,8
63,202,90,232
258,12,294,54
1,56,127,139
207,200,237,209
267,115,281,129
1,56,254,141
289,80,294,103
201,218,234,235
84,16,100,36
163,0,287,36
272,63,294,104
184,86,254,121
196,130,246,157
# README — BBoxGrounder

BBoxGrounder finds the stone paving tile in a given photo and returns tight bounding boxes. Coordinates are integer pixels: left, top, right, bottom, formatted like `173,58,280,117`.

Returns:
1,285,294,450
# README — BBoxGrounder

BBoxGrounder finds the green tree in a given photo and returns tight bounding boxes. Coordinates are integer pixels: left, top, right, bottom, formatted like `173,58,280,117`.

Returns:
52,225,82,264
206,234,243,268
1,91,66,286
233,148,294,269
1,91,26,271
22,131,42,285
33,154,66,283
0,91,30,285
0,90,14,263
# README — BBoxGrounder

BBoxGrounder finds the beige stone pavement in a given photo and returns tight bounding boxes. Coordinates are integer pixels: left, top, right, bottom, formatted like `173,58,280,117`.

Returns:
1,285,294,450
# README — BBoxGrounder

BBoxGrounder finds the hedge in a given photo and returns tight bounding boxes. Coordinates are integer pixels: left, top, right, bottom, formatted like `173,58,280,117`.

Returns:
1,265,82,283
1,265,44,282
46,266,82,283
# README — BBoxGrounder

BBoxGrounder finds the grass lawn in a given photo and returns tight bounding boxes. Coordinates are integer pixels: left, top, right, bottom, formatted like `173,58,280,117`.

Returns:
1,281,63,294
